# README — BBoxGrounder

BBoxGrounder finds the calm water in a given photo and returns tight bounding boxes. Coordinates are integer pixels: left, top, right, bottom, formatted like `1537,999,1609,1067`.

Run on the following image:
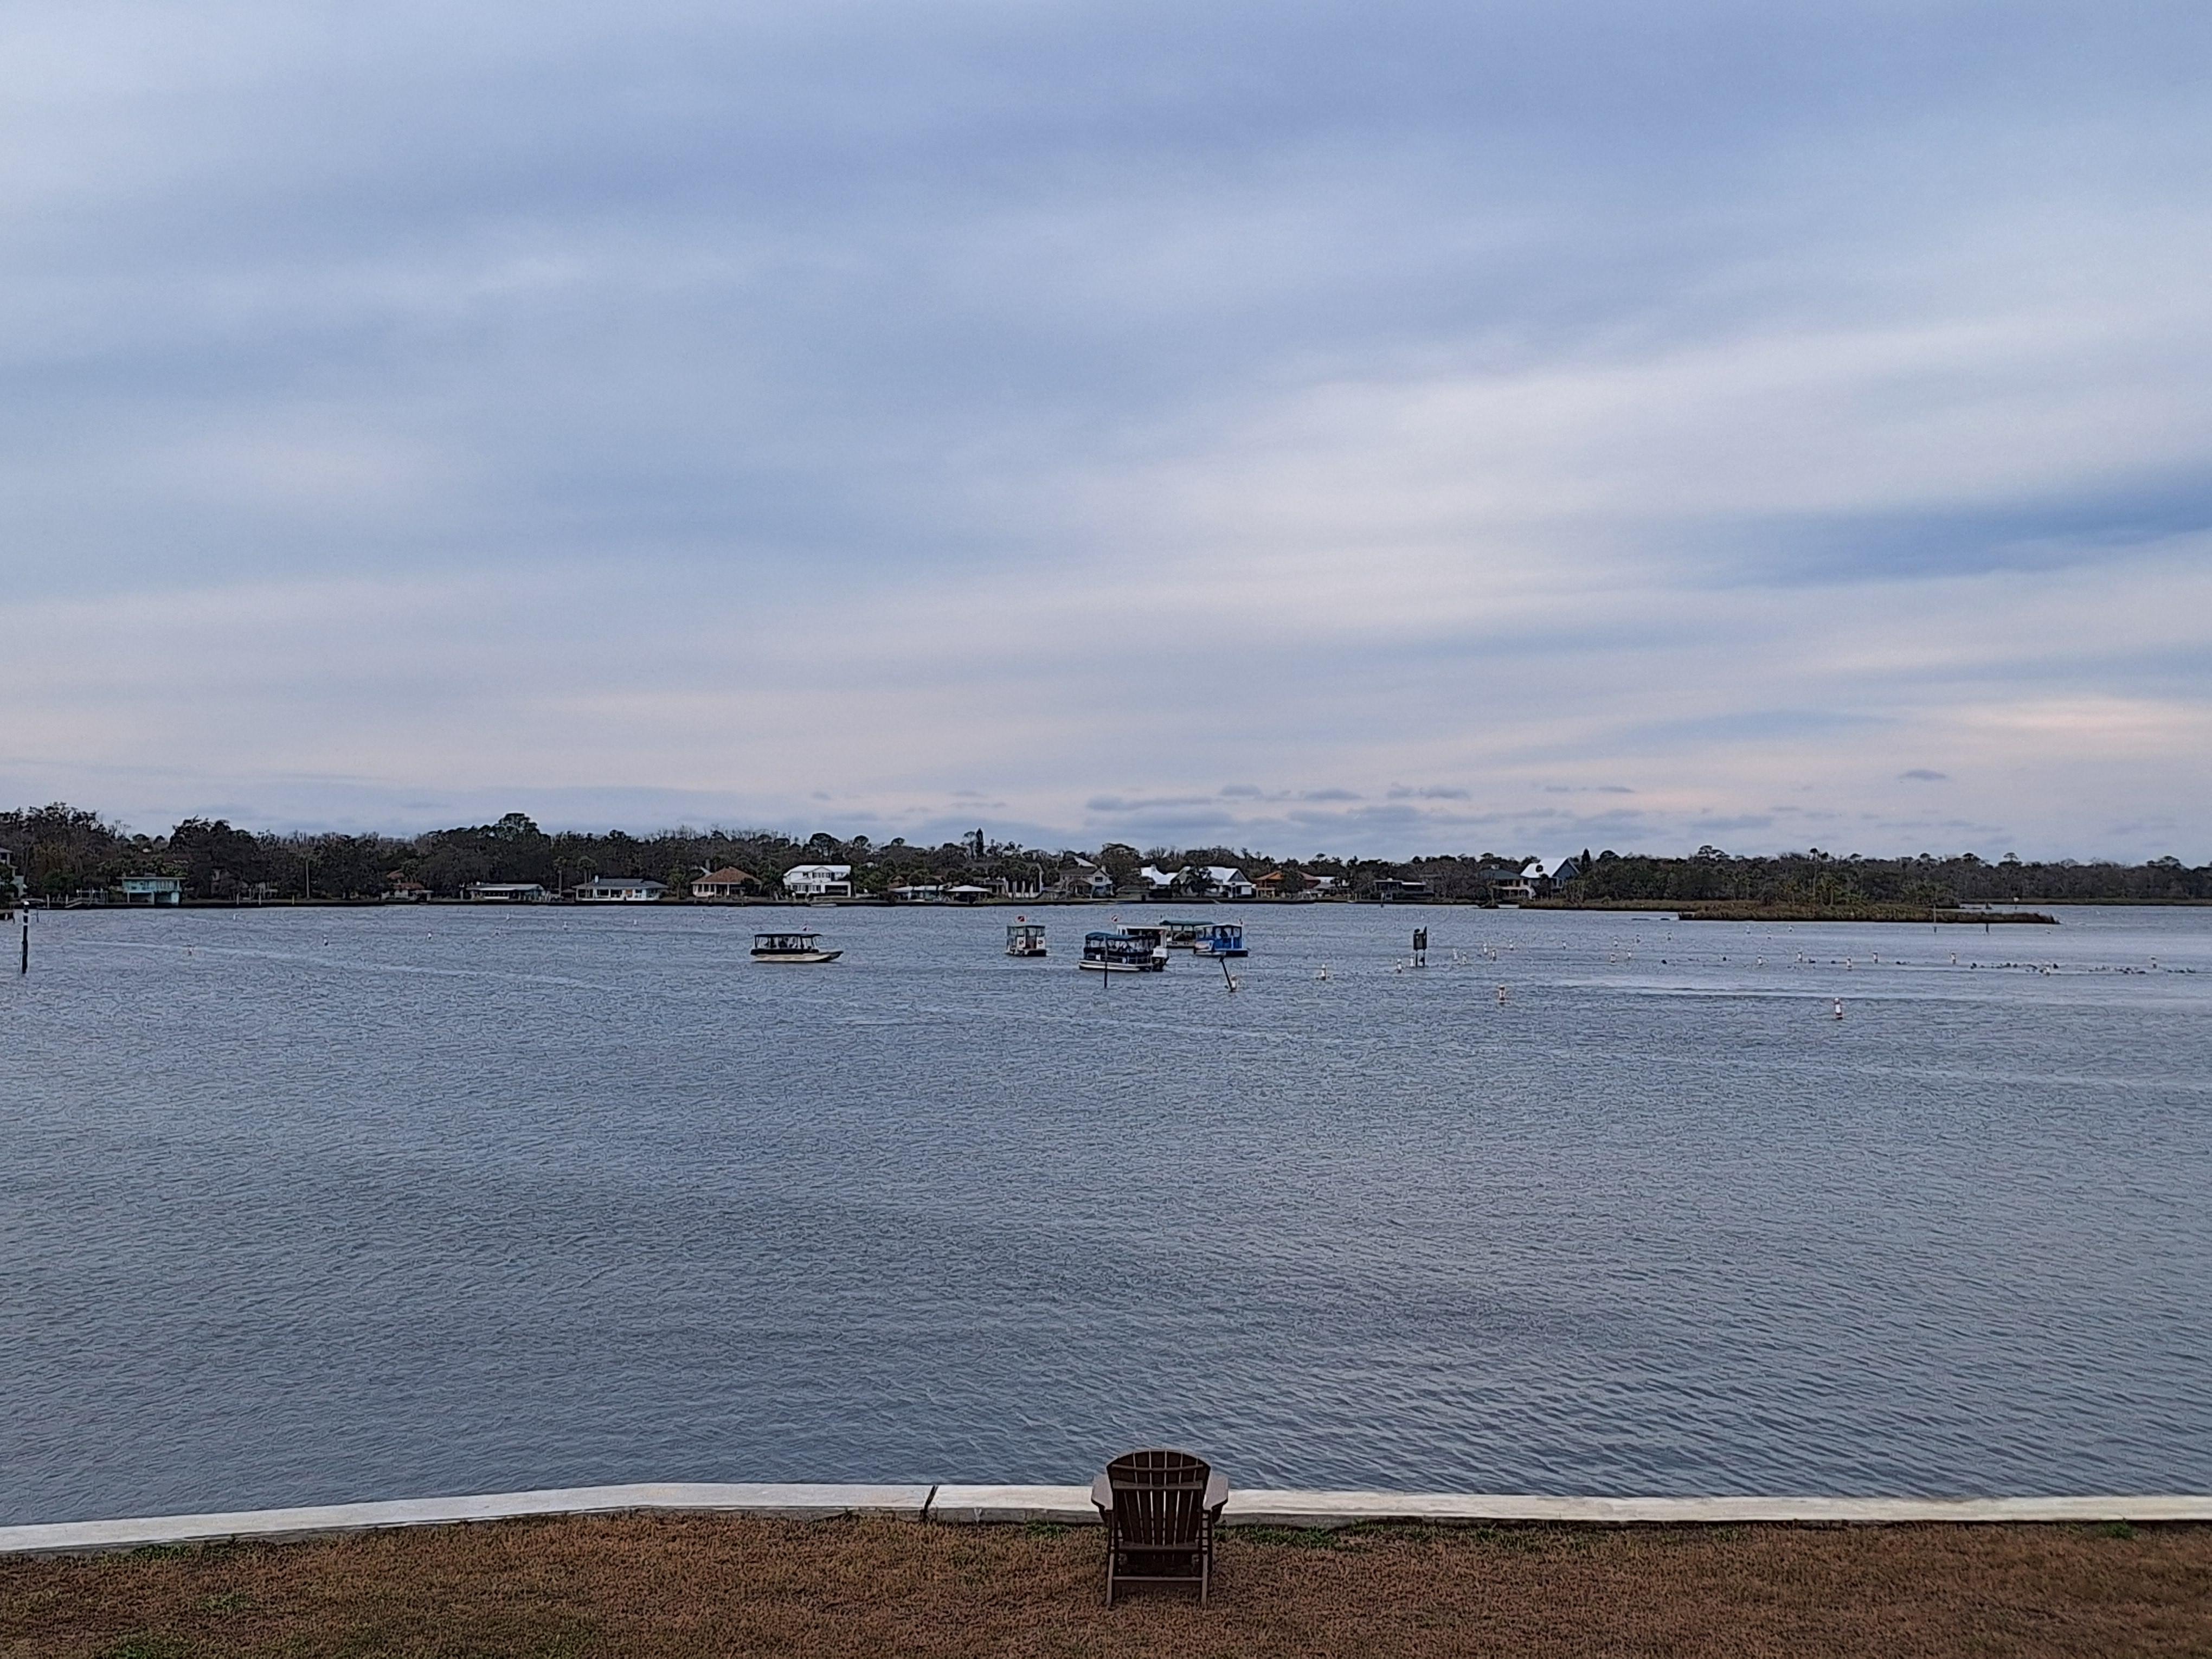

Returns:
3,902,2209,1523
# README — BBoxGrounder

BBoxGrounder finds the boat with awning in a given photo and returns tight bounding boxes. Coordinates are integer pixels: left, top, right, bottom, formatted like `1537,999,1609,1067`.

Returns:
751,931,843,963
1079,929,1167,973
1192,922,1248,958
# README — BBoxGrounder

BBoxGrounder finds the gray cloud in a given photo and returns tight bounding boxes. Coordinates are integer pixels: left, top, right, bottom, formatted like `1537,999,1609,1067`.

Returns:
1,1,2209,858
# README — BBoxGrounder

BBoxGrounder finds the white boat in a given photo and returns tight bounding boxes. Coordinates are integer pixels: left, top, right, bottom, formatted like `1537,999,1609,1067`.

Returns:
751,930,842,963
1006,921,1048,958
1079,929,1167,973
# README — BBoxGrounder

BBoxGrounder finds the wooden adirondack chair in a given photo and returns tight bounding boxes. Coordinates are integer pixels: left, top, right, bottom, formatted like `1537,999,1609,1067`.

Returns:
1090,1449,1230,1606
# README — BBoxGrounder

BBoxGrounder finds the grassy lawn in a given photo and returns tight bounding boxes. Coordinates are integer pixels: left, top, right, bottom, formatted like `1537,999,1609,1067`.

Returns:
3,1514,2207,1658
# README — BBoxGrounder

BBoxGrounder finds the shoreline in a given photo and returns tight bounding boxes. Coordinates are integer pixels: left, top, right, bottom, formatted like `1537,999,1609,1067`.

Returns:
10,1482,2212,1557
12,896,2110,917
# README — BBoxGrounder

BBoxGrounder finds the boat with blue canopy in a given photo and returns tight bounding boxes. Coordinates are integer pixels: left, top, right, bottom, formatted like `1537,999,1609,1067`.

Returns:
1192,922,1248,958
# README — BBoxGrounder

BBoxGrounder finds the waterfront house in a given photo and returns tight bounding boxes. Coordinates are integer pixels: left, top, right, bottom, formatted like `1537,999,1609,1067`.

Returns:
1137,864,1179,898
575,876,666,903
462,882,549,903
1059,864,1117,899
886,882,944,903
1373,877,1433,903
782,863,853,898
1138,864,1258,900
119,874,184,906
1551,853,1588,887
1487,858,1557,903
383,874,430,902
691,866,761,901
1197,865,1256,899
1252,869,1304,896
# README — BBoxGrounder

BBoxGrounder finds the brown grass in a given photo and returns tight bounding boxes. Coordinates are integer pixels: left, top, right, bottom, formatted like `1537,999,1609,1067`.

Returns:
3,1515,2207,1658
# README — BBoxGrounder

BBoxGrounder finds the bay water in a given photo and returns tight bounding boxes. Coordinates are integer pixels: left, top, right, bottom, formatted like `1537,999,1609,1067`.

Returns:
3,902,2208,1523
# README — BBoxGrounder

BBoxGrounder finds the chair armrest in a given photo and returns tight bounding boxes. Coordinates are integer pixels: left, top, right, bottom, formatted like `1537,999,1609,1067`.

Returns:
1204,1471,1229,1514
1090,1473,1114,1515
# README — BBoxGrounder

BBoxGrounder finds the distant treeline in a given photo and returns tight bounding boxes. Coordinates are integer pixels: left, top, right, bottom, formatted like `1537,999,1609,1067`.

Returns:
0,803,2205,905
1562,846,2209,907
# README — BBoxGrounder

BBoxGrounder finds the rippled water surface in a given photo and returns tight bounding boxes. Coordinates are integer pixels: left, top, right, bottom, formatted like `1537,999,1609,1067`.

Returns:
4,902,2209,1522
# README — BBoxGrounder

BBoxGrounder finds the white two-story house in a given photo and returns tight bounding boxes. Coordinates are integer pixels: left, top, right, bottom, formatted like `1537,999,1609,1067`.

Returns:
782,863,853,898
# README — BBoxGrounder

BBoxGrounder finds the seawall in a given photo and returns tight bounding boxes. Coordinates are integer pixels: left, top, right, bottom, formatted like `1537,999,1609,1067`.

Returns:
6,1483,2209,1557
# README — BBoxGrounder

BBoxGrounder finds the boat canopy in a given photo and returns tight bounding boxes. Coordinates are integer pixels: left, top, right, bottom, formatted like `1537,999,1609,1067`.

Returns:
755,932,821,949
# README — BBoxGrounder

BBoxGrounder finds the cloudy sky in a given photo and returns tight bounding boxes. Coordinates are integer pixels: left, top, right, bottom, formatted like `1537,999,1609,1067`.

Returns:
5,1,2208,858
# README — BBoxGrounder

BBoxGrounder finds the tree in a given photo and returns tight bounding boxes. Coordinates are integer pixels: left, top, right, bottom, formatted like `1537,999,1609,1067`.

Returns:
168,818,267,898
1097,843,1141,885
0,803,132,895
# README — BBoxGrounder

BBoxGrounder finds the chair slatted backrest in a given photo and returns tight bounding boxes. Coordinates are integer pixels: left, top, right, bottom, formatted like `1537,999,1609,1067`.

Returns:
1107,1449,1212,1549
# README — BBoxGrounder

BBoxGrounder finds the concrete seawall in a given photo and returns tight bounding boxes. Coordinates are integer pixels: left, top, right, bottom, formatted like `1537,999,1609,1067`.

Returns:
5,1483,2209,1557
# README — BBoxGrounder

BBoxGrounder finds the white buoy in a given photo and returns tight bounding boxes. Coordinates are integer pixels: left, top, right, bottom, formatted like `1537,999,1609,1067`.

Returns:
1832,999,1844,1019
1497,985,1508,1004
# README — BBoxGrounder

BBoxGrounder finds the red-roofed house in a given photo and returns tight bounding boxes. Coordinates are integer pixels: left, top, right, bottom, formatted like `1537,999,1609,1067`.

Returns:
692,866,762,901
